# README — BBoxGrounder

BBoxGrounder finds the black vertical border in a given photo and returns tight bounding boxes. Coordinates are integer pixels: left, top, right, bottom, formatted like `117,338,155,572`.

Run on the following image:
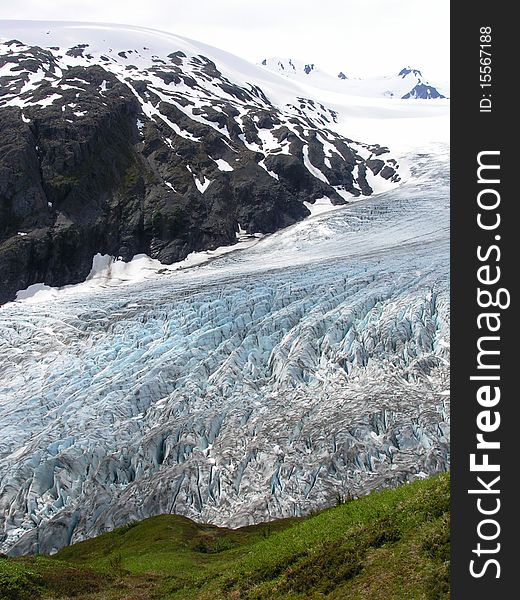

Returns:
451,4,514,597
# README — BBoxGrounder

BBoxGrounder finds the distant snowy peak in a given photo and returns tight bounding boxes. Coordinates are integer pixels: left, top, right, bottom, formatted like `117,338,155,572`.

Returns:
261,57,317,77
402,83,445,100
0,20,401,304
398,66,423,78
261,57,447,99
397,66,445,99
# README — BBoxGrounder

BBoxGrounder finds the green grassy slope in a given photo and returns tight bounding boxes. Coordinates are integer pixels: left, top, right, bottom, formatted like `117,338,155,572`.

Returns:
0,473,449,600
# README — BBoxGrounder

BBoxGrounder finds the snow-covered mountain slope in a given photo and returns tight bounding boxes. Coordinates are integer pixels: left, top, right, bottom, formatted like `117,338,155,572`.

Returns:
0,21,404,304
261,57,447,99
0,145,449,555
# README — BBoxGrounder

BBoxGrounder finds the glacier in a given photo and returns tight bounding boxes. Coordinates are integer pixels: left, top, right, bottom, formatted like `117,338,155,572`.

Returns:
0,146,449,555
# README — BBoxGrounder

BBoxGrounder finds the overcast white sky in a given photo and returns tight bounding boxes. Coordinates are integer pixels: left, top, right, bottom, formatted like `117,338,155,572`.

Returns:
0,1,449,81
